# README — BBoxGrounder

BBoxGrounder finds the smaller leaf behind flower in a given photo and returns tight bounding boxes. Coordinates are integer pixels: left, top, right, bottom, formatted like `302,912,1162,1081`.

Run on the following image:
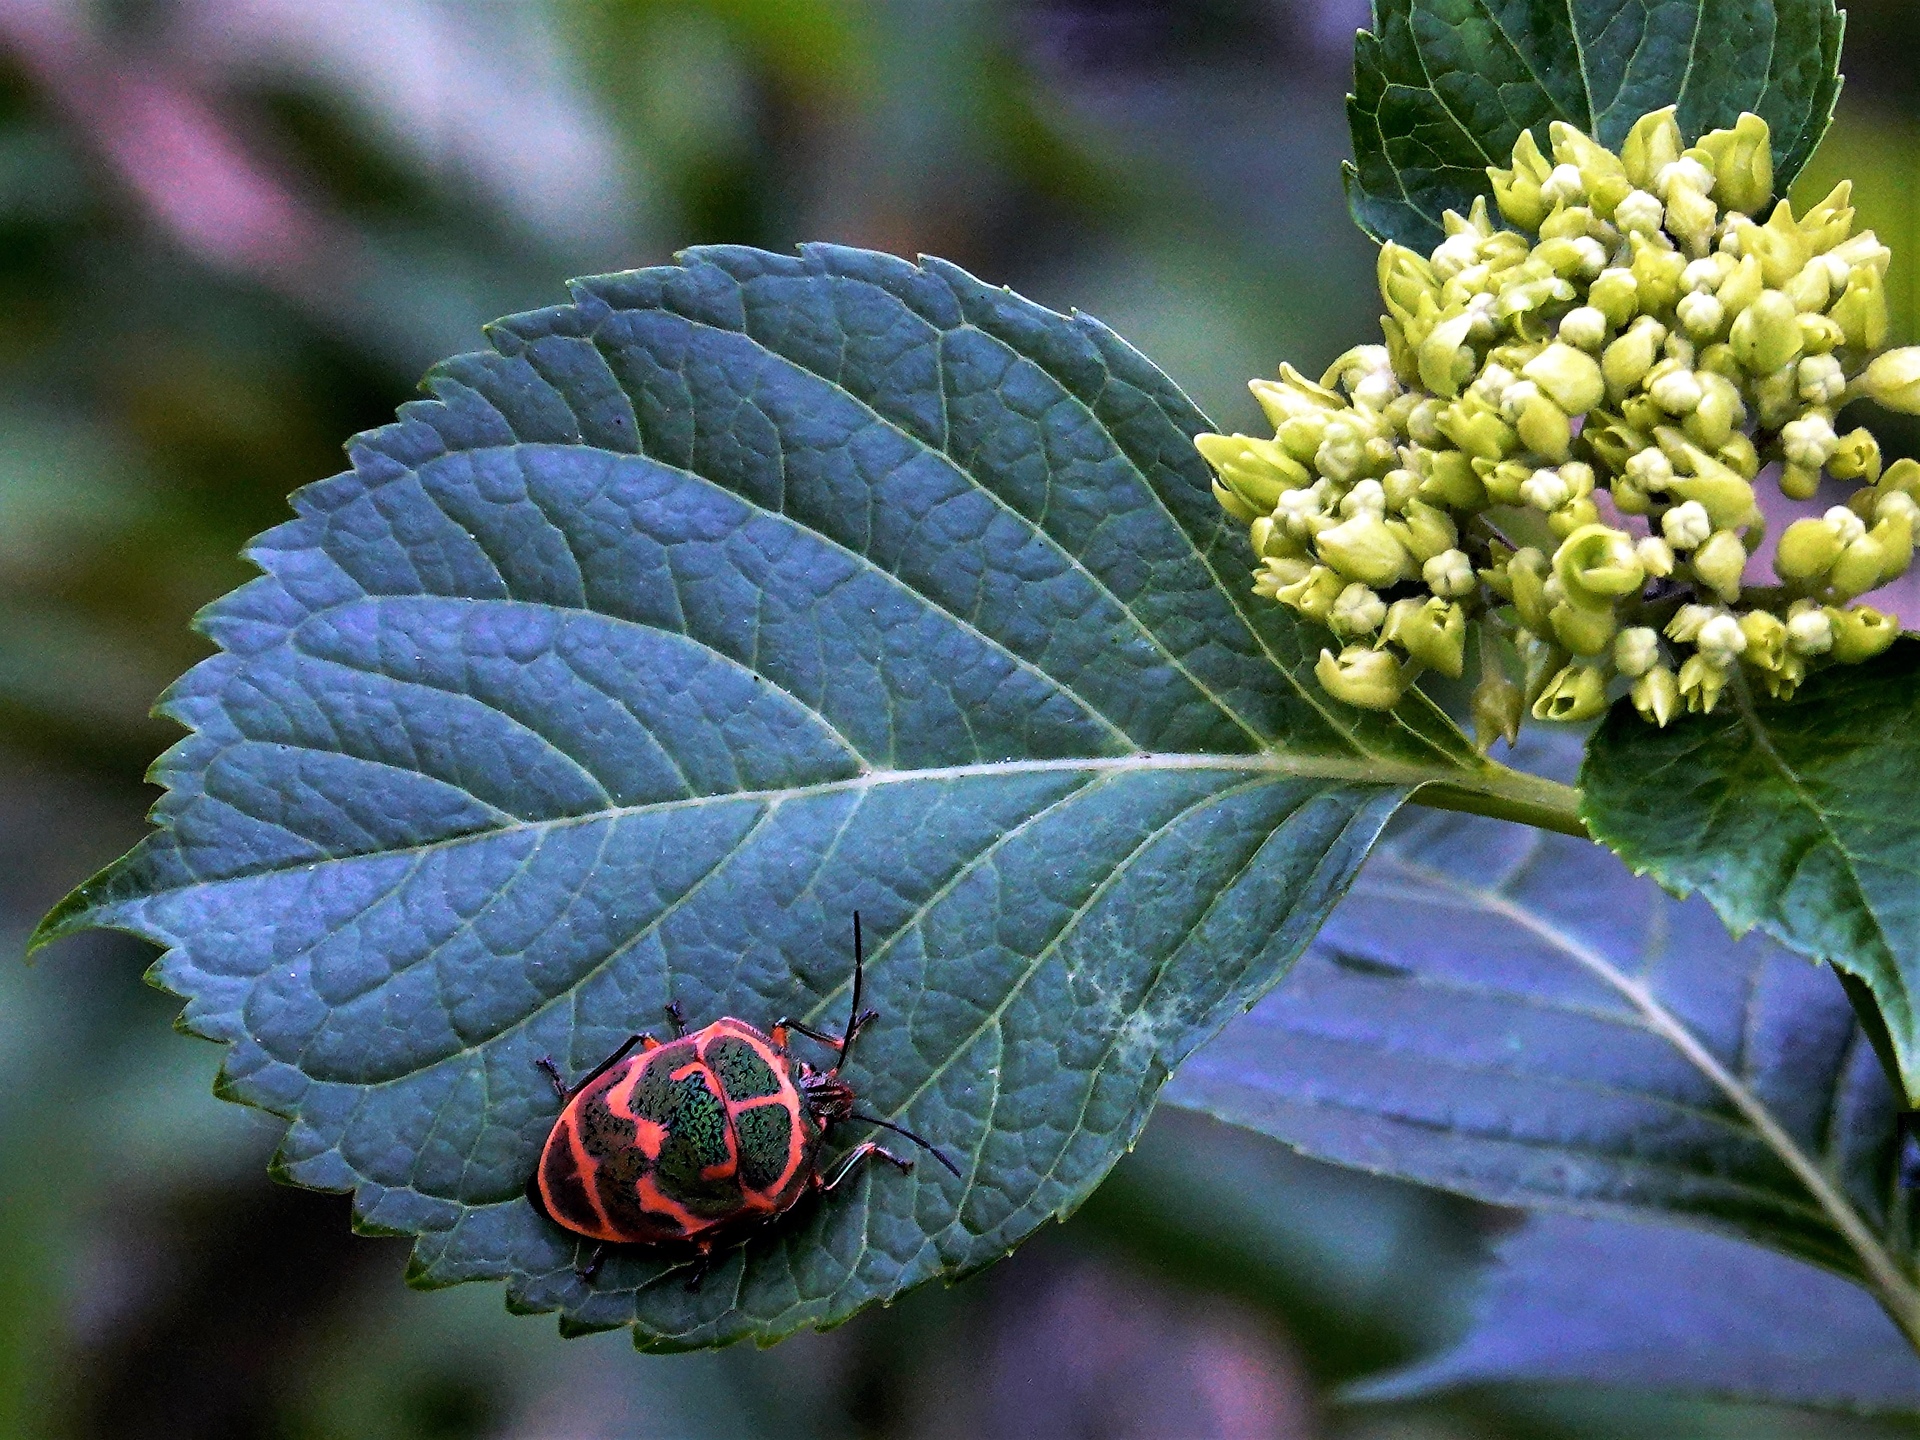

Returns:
1169,737,1920,1352
1583,644,1920,1108
1347,0,1845,248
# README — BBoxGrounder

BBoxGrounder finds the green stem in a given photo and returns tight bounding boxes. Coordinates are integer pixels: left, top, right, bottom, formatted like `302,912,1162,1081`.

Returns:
1410,762,1590,838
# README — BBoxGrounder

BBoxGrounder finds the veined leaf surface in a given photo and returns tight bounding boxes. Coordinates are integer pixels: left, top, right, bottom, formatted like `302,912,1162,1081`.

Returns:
32,245,1558,1348
1347,0,1845,248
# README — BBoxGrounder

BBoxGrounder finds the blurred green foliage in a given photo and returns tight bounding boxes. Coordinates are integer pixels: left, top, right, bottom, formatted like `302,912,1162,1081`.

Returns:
7,1,1920,1434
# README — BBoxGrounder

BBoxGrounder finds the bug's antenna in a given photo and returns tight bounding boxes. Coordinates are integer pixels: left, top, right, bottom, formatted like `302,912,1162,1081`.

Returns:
835,911,871,1074
850,1111,963,1177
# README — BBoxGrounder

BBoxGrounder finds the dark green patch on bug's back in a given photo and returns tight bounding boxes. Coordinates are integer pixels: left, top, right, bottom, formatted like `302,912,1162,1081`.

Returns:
654,1069,742,1218
706,1034,782,1100
578,1091,638,1158
628,1039,701,1124
734,1103,795,1192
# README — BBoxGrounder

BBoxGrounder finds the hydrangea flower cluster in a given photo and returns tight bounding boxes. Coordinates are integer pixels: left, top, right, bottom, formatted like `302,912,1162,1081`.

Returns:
1199,107,1920,740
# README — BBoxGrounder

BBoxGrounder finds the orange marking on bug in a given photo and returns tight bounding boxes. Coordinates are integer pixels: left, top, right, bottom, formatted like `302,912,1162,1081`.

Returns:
563,1109,620,1239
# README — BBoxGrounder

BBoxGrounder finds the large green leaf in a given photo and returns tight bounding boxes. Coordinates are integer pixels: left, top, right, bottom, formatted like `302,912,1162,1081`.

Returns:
1347,0,1846,249
1168,740,1920,1355
1583,647,1920,1108
30,245,1566,1349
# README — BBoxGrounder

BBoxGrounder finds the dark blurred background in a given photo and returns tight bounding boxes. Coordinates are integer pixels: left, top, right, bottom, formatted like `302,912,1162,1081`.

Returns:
6,2,1920,1437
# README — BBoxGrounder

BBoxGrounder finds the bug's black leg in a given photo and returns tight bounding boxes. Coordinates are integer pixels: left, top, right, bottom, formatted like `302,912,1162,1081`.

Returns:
664,1002,687,1039
683,1242,716,1293
820,1141,914,1193
534,1055,569,1103
575,1243,607,1284
775,1018,842,1047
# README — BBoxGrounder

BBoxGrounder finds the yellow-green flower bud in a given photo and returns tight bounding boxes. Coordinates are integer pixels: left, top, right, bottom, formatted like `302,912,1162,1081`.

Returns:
1531,661,1610,722
1781,412,1839,469
1829,533,1892,601
1615,188,1666,235
1317,512,1412,587
1603,318,1665,396
1197,433,1312,514
1417,449,1487,509
1522,342,1605,415
1249,366,1342,428
1697,112,1773,216
1829,265,1890,352
1800,179,1855,247
1649,363,1704,415
1588,267,1639,328
1631,664,1680,726
1775,516,1846,583
1795,354,1847,408
1748,200,1811,287
1547,497,1602,539
1876,489,1919,527
1422,548,1475,598
1331,582,1388,637
1558,306,1609,351
1378,242,1440,329
1829,605,1899,663
1677,653,1728,714
1519,467,1571,511
1212,481,1259,524
1784,256,1832,313
1317,645,1412,710
1472,658,1526,752
1739,610,1789,672
1507,547,1552,633
1798,312,1845,354
1253,557,1314,599
1862,347,1920,414
1676,290,1725,342
1490,128,1555,231
1273,412,1331,464
1387,499,1459,564
1622,106,1683,190
1691,528,1748,601
1828,428,1882,483
1513,388,1574,461
1714,252,1763,316
1381,596,1467,677
1278,564,1346,623
1637,536,1676,578
1418,312,1479,399
1249,517,1307,560
1786,601,1834,655
1549,596,1618,656
1718,432,1761,478
1630,233,1689,312
1881,457,1920,501
1554,523,1645,601
1682,373,1743,449
1664,182,1719,256
1661,449,1758,529
1614,626,1661,678
1662,500,1713,550
1696,611,1748,665
1666,603,1718,644
1437,394,1517,462
1749,363,1802,431
1729,290,1802,374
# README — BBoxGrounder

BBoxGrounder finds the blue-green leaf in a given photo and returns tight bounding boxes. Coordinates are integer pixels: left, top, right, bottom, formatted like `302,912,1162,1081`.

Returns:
1347,0,1846,248
32,245,1552,1349
1167,742,1920,1360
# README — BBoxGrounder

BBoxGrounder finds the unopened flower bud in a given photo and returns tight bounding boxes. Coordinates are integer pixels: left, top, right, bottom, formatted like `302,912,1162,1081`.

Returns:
1677,290,1725,340
1665,182,1719,255
1691,529,1748,601
1665,460,1757,530
1781,412,1839,469
1877,489,1919,526
1682,373,1743,449
1747,200,1811,287
1632,664,1680,725
1340,477,1388,517
1662,500,1712,550
1786,602,1835,655
1603,318,1665,395
1506,547,1552,632
1513,389,1574,462
1615,188,1665,235
1829,605,1899,663
1588,267,1639,327
1775,517,1846,583
1650,366,1704,414
1437,393,1516,462
1555,523,1645,601
1863,348,1920,414
1830,266,1890,352
1418,449,1487,509
1197,433,1312,515
1676,652,1728,713
1622,106,1683,190
1636,536,1676,577
1254,557,1314,598
1316,645,1411,710
1729,290,1802,374
1276,564,1345,622
1531,661,1610,722
1627,447,1676,493
1614,626,1661,678
1549,595,1618,655
1387,498,1459,562
1655,156,1714,203
1715,251,1764,316
1422,548,1475,598
1331,582,1388,637
1558,306,1609,351
1381,596,1466,677
1795,354,1846,407
1630,233,1689,311
1697,112,1773,216
1829,533,1891,600
1249,367,1342,430
1696,612,1749,664
1826,505,1869,548
1521,342,1606,415
1317,513,1412,587
1472,658,1526,751
1520,467,1571,511
1489,128,1554,230
1882,458,1920,501
1540,162,1587,209
1828,429,1882,483
1667,604,1718,644
1740,610,1789,672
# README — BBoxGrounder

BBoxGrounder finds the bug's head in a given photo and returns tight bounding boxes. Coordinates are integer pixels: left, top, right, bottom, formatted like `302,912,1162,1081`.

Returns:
799,1063,858,1127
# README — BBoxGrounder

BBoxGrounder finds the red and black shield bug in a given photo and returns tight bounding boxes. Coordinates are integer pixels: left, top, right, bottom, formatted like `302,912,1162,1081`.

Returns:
528,914,960,1285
